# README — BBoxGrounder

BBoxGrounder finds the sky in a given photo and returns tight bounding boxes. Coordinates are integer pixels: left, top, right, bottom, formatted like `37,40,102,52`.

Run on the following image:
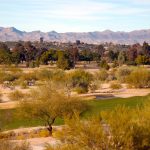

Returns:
0,0,150,32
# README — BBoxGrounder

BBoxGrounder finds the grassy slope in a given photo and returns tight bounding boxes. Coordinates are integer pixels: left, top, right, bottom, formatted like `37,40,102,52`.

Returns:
0,95,149,130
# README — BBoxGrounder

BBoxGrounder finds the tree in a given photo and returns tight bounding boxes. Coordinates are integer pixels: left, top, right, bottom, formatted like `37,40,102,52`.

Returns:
12,43,26,65
0,42,10,52
118,51,126,66
142,42,150,57
108,50,116,62
0,49,12,65
66,47,79,68
24,41,37,67
57,51,74,70
0,42,12,65
18,84,87,135
127,45,138,65
97,45,105,58
40,49,57,65
79,49,93,63
136,55,150,65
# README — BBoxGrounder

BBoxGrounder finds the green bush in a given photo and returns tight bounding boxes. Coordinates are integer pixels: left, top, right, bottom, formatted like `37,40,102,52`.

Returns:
70,70,93,93
126,68,150,88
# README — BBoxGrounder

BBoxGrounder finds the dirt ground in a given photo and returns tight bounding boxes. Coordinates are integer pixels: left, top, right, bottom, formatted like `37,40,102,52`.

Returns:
0,83,150,109
14,137,59,150
81,83,150,100
6,126,62,150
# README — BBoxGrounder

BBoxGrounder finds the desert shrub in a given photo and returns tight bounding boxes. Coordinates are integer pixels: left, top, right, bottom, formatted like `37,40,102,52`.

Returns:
51,69,65,82
116,67,132,82
0,71,18,83
37,69,53,80
112,60,119,68
75,87,88,94
95,69,108,81
89,80,100,93
110,81,122,89
70,70,93,93
126,68,150,88
49,98,150,150
4,74,17,82
20,81,28,89
37,69,65,82
8,90,25,101
132,100,150,150
20,72,38,81
107,68,117,81
99,60,110,70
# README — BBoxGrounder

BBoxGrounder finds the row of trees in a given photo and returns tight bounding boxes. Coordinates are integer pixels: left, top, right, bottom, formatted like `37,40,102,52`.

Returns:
0,42,150,69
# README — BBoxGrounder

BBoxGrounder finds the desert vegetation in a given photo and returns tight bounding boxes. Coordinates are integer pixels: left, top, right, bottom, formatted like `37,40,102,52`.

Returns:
0,40,150,150
46,98,150,150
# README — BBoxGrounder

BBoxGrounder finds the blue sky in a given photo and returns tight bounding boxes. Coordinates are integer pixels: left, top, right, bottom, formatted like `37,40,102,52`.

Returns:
0,0,150,32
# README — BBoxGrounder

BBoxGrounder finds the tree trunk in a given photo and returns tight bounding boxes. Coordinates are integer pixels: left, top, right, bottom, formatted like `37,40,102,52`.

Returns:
46,118,55,136
47,125,52,136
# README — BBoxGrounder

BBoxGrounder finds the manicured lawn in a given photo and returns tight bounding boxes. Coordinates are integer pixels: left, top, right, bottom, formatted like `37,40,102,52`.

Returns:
0,109,64,130
85,95,149,117
0,95,149,130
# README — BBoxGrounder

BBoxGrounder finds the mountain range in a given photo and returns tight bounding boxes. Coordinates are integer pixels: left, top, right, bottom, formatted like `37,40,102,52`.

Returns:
0,27,150,44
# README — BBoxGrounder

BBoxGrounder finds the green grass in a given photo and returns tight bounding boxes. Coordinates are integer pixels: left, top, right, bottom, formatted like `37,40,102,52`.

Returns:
84,95,149,117
0,109,64,130
0,95,149,130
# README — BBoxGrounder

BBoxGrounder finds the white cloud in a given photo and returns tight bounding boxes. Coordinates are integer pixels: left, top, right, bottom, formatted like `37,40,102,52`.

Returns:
33,0,114,20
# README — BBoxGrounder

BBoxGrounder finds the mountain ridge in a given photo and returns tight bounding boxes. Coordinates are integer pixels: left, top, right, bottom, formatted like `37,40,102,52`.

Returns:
0,27,150,44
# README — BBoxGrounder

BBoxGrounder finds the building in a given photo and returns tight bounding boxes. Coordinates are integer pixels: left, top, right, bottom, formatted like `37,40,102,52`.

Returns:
40,37,44,43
